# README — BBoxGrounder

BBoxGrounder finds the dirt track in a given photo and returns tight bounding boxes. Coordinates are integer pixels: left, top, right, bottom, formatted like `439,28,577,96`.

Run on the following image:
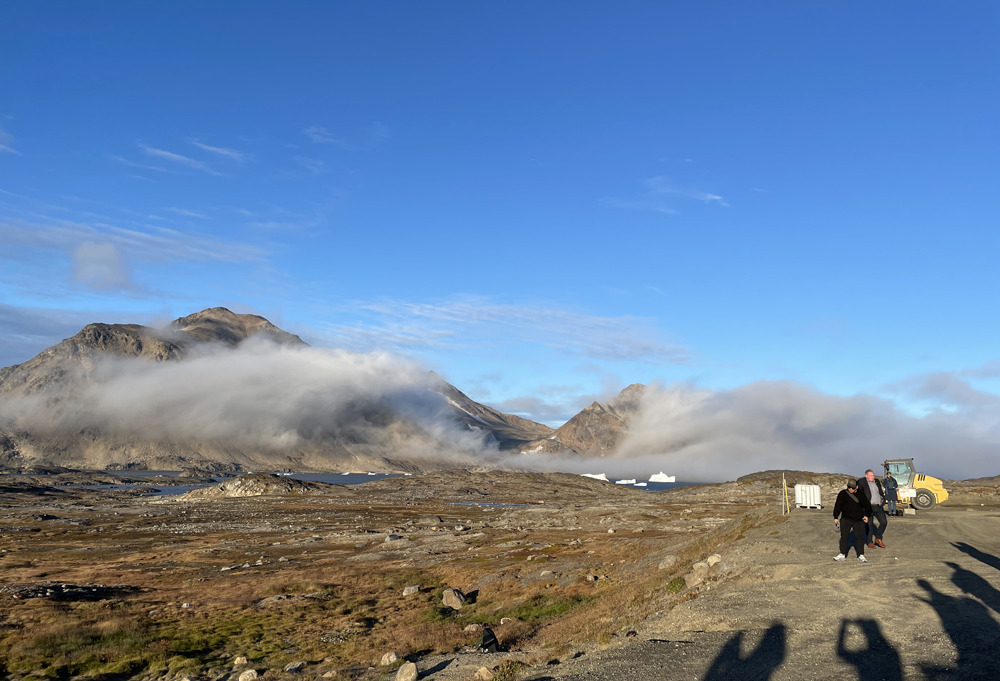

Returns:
528,506,1000,681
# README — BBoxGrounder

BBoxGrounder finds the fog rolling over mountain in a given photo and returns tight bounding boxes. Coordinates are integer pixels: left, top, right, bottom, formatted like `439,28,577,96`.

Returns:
2,307,998,479
0,308,555,472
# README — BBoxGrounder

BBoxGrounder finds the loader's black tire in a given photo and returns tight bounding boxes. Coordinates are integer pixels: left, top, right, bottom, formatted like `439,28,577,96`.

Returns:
913,489,936,510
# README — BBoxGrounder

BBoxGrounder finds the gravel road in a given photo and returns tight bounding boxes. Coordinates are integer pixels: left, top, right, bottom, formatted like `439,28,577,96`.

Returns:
526,506,1000,681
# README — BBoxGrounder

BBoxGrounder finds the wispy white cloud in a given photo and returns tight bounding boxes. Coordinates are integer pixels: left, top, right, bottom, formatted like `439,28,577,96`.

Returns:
165,207,210,219
294,156,327,175
321,296,689,364
111,156,177,173
0,217,264,266
368,121,390,142
72,242,136,291
303,126,353,149
0,123,21,155
645,176,729,206
190,140,251,162
138,144,221,175
605,176,728,214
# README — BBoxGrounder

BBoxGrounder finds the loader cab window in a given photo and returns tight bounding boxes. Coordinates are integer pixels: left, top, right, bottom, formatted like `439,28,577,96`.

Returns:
885,461,914,487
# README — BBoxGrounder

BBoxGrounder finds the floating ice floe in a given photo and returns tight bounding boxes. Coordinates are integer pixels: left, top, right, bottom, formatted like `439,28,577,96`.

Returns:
615,479,637,485
633,482,647,487
581,473,608,481
649,472,676,483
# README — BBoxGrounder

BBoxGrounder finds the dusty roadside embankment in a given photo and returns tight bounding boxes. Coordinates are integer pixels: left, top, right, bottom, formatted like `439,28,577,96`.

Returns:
527,504,1000,681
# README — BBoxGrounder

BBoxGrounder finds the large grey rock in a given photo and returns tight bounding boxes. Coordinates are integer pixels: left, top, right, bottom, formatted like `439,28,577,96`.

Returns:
380,651,399,665
442,588,466,609
474,667,495,680
234,656,248,666
284,661,307,672
396,662,418,681
706,553,722,567
238,671,258,681
402,585,420,596
657,554,679,570
419,515,443,525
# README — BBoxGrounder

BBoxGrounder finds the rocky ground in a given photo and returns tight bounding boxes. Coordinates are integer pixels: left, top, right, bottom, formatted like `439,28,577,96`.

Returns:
0,470,997,681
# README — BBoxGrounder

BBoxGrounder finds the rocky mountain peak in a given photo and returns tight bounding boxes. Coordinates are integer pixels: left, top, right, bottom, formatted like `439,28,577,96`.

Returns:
171,307,306,347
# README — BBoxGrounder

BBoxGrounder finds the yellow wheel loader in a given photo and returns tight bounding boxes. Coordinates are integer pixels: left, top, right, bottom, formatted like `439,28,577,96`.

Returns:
883,458,948,510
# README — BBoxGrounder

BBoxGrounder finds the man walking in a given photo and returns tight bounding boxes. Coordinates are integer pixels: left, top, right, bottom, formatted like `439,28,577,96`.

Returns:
858,469,888,548
834,479,872,563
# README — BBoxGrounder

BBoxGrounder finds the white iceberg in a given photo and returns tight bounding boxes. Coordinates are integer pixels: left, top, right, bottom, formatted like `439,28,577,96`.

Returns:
633,482,647,487
649,472,676,483
615,479,637,485
581,473,608,481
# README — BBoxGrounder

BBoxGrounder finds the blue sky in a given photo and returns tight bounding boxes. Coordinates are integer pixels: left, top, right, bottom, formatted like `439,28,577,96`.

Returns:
2,2,999,426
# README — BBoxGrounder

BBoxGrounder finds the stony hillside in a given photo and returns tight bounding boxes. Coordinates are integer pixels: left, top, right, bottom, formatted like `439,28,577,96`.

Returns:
516,384,646,457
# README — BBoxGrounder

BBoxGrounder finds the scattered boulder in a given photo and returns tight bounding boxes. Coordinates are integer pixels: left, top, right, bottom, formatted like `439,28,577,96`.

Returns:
476,627,499,653
474,667,495,680
442,588,466,609
585,574,598,582
322,672,338,678
284,661,307,672
540,570,554,579
657,554,679,570
380,652,399,666
238,671,258,681
685,561,711,588
234,656,248,666
385,534,402,542
500,617,516,625
402,585,420,596
607,528,616,533
419,515,442,525
464,623,484,633
396,662,418,681
706,554,722,567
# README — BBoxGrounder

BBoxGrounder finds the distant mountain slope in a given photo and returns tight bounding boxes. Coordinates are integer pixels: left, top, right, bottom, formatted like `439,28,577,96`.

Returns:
516,384,646,458
430,373,554,449
0,308,559,471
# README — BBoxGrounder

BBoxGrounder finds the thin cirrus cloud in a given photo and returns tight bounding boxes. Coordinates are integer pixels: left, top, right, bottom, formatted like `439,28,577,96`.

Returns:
321,296,689,364
303,126,354,149
605,175,728,214
0,123,22,155
189,140,251,163
138,143,221,175
164,207,210,219
294,157,327,175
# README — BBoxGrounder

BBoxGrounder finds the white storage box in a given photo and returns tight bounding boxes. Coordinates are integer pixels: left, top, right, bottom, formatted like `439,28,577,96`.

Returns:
794,484,822,509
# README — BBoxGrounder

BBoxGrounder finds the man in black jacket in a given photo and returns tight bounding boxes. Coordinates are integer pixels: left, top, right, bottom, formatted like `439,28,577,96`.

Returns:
857,469,888,549
833,479,872,563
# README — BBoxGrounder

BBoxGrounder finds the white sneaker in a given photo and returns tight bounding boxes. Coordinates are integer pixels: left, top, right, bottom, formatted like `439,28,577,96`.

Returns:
834,553,846,561
859,555,868,563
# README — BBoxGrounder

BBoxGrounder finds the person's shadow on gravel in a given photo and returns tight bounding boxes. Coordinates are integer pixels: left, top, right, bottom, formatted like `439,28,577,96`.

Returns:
701,623,785,681
836,619,902,681
947,561,1000,616
950,542,1000,574
917,578,1000,680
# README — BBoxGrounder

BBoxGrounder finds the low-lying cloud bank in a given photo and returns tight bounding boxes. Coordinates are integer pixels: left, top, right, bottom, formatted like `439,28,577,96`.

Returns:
606,381,1000,481
2,340,997,480
0,340,487,458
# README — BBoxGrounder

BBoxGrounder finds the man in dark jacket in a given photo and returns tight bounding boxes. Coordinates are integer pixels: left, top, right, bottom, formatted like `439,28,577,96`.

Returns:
857,469,888,548
833,479,872,563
